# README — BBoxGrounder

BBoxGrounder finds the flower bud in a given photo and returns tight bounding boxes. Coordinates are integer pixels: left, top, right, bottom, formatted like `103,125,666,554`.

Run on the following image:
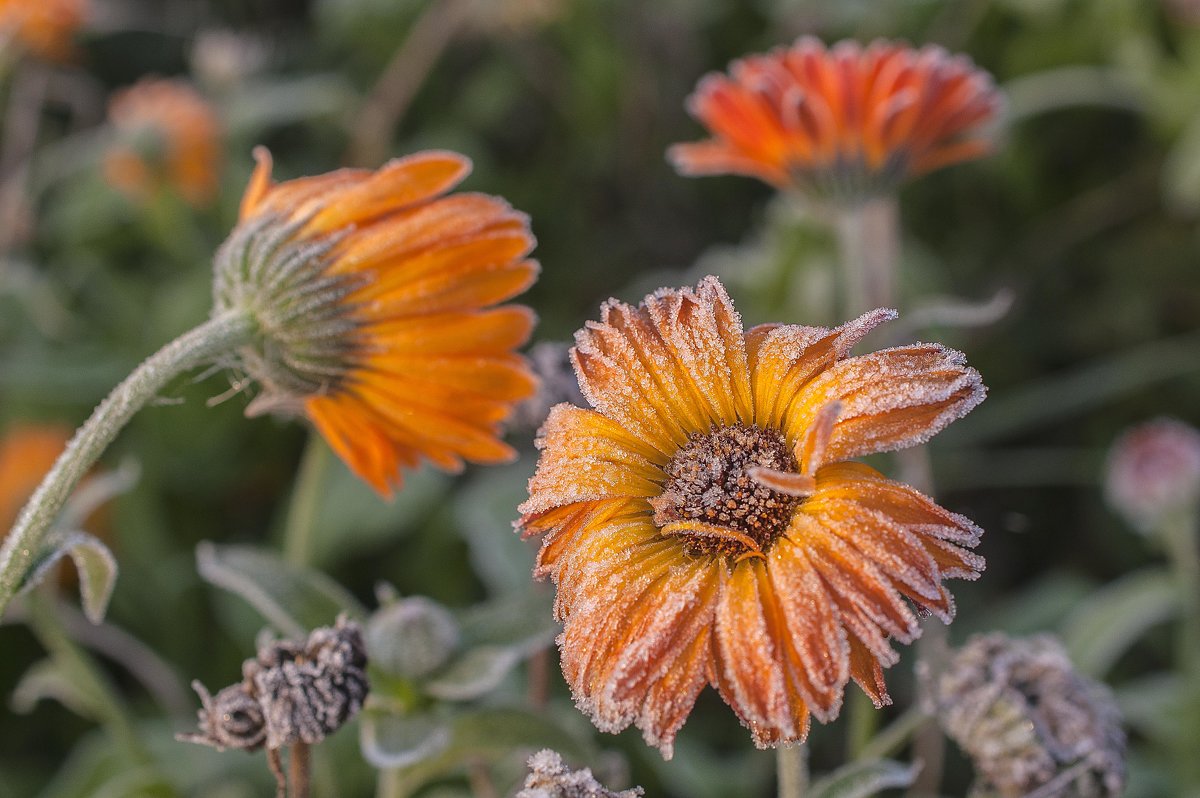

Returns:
366,596,460,679
1105,417,1200,533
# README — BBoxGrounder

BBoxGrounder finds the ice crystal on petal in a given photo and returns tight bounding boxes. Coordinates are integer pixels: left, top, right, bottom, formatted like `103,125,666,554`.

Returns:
519,276,985,756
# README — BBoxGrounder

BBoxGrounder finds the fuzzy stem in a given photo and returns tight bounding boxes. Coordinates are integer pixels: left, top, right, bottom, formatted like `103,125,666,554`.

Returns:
777,744,808,798
283,435,332,567
0,311,255,617
834,197,899,316
847,689,879,760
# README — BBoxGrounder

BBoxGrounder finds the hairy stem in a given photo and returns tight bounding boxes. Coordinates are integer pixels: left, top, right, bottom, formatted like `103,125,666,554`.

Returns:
283,435,332,567
0,311,255,617
289,741,311,798
777,744,808,798
834,197,899,317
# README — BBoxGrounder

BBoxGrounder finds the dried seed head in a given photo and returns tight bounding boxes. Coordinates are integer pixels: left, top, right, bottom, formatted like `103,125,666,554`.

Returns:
516,750,644,798
1105,417,1200,534
180,680,268,751
935,633,1126,798
180,615,368,753
365,596,460,679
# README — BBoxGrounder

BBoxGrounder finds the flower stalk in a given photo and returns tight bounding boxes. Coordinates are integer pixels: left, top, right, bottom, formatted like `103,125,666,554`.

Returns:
0,311,255,617
834,197,900,316
777,744,808,798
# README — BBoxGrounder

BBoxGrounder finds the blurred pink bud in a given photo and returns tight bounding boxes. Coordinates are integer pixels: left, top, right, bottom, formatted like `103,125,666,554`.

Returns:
1105,418,1200,533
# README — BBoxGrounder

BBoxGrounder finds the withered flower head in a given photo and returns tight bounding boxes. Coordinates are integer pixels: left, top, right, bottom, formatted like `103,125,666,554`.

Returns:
103,78,222,208
517,749,644,798
668,38,1002,202
181,615,368,753
213,147,539,495
936,633,1126,798
0,0,85,62
518,276,985,757
1105,417,1200,533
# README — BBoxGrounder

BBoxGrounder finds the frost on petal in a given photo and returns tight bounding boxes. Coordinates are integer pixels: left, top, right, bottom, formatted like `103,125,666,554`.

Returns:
746,309,896,430
712,561,811,747
521,405,666,517
782,343,984,463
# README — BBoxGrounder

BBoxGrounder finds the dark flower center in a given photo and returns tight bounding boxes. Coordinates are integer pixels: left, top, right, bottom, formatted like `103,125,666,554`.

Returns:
652,423,801,558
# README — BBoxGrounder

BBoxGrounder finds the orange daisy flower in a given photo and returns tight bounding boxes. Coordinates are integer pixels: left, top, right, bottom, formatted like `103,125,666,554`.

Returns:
104,78,222,208
518,276,985,756
668,38,1002,200
0,0,85,62
213,148,538,496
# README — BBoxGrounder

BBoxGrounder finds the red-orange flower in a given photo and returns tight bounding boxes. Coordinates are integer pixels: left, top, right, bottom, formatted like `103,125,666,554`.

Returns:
214,148,538,496
669,38,1002,200
0,0,85,62
104,78,222,208
518,276,985,756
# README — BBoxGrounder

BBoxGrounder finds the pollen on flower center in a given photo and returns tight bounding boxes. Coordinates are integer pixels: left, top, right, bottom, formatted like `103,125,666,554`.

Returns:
650,423,801,558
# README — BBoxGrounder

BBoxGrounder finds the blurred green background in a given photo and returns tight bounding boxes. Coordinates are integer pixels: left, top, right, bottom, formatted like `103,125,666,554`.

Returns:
1,0,1199,796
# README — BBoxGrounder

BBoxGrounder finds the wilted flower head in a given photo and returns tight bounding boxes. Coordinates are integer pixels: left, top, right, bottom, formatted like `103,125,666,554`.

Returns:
0,0,85,62
518,276,985,757
1105,417,1200,533
936,633,1126,798
669,38,1002,202
182,615,368,752
213,147,538,495
517,750,643,798
103,78,222,208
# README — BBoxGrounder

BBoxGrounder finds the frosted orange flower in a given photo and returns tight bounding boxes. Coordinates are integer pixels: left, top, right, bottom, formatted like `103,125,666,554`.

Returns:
0,0,85,62
518,277,985,756
669,38,1002,200
104,78,222,208
214,148,538,496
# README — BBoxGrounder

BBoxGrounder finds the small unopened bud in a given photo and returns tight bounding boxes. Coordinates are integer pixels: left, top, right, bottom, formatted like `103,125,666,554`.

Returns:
1105,417,1200,533
517,750,643,798
935,633,1126,798
365,596,460,679
180,615,368,752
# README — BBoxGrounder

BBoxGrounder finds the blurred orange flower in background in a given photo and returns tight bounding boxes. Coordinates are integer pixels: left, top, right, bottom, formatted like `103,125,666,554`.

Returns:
0,0,85,62
103,78,222,207
214,148,539,496
519,276,985,756
0,424,70,529
669,38,1002,201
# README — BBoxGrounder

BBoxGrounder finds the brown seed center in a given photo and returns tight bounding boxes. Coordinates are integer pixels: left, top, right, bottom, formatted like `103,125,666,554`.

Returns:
651,423,801,558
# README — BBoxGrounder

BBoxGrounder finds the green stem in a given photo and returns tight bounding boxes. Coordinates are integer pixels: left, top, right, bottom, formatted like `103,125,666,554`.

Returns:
0,311,255,617
834,197,899,316
1162,509,1200,675
777,744,808,798
847,689,879,760
283,434,332,568
857,705,931,762
376,768,404,798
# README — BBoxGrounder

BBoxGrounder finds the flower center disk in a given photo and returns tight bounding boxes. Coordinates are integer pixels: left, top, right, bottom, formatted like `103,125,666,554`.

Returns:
652,423,801,558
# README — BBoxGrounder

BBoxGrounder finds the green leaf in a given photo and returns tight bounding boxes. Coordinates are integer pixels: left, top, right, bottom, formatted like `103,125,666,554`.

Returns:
808,759,921,798
371,707,588,796
10,658,99,719
453,459,538,594
1116,674,1184,738
456,590,558,652
19,531,117,624
1061,567,1178,677
195,542,366,638
359,710,453,769
424,645,521,702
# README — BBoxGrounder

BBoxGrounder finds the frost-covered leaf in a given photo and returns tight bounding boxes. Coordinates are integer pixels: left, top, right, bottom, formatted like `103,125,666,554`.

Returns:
424,645,521,701
1062,568,1177,677
456,590,558,652
359,709,453,769
19,531,117,624
808,759,921,798
195,542,366,638
10,658,98,718
374,708,588,797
